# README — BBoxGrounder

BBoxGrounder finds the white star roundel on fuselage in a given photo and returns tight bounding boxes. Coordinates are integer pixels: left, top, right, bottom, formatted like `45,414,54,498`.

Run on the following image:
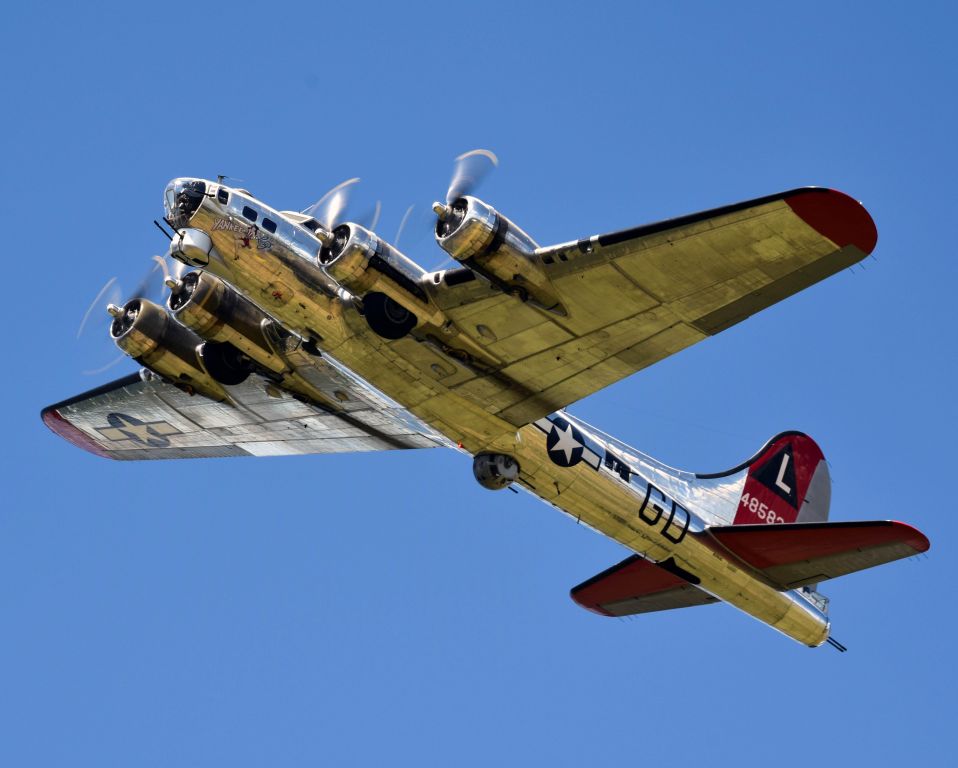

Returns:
546,417,585,467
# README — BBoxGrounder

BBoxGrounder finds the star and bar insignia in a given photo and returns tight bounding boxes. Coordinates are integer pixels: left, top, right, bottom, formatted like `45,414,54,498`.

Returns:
535,416,601,470
96,412,181,448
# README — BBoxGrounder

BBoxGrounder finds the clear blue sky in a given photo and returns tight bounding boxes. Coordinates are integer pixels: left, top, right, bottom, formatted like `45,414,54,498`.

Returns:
2,2,955,765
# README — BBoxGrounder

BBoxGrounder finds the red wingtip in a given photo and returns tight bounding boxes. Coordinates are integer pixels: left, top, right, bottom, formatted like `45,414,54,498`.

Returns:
889,521,931,554
41,407,114,459
569,590,615,617
786,188,878,255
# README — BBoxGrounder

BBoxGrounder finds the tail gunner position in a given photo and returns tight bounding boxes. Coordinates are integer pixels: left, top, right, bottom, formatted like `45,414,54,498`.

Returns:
43,154,930,649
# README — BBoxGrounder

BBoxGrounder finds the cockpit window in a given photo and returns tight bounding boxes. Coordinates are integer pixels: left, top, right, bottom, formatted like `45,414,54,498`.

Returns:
242,205,257,222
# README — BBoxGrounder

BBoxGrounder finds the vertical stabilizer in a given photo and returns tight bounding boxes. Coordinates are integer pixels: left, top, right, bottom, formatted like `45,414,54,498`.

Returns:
695,432,831,526
733,432,830,525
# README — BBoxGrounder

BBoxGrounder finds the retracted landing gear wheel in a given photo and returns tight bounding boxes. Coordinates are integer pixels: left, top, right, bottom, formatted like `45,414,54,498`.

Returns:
363,292,417,340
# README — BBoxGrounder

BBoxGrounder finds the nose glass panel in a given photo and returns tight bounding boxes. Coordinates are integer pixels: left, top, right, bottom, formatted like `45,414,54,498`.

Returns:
164,178,207,228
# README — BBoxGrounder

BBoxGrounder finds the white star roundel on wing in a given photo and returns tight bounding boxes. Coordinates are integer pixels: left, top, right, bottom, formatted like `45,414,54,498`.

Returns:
546,418,585,467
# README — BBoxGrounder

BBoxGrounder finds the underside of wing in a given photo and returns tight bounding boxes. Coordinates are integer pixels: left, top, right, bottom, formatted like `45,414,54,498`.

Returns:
436,188,876,425
42,365,448,461
706,521,929,589
571,554,718,617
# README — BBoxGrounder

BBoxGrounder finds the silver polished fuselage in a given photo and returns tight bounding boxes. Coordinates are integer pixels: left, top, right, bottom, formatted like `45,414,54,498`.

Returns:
169,181,829,646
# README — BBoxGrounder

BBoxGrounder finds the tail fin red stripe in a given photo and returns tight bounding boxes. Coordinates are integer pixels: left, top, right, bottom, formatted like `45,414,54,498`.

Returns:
733,433,827,525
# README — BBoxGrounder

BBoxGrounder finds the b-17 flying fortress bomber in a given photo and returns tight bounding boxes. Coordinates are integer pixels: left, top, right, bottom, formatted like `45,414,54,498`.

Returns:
43,151,929,649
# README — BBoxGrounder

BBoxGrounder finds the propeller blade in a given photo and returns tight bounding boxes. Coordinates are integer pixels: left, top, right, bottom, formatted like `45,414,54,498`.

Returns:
303,177,361,229
153,254,174,283
394,203,440,250
394,204,416,246
76,253,183,375
77,276,121,339
349,199,383,232
82,351,128,377
446,148,498,203
128,257,168,305
366,200,382,232
76,276,127,377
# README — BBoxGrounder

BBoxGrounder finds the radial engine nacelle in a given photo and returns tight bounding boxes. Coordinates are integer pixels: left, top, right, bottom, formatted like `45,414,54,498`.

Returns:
318,223,443,339
434,196,562,313
108,298,230,401
169,271,297,377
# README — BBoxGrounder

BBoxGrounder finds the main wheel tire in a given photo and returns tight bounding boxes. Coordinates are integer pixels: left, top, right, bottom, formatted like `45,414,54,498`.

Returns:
363,292,417,340
199,341,252,385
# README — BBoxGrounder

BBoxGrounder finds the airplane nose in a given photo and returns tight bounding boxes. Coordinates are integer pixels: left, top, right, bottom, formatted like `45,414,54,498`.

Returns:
164,178,207,229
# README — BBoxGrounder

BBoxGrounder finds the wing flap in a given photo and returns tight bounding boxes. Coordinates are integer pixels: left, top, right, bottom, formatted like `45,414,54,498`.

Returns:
707,521,929,589
571,555,718,617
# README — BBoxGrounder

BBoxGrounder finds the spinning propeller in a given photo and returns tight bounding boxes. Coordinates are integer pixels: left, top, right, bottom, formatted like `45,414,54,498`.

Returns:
76,254,185,375
443,148,498,207
393,149,500,266
302,177,381,235
429,148,499,269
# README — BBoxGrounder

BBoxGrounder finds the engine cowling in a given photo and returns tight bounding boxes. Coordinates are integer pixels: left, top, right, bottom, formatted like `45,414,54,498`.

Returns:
168,270,371,409
169,271,295,375
109,298,231,400
435,196,561,313
318,223,442,338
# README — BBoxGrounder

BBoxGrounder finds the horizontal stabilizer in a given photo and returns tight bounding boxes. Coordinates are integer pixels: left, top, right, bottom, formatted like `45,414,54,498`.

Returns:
571,555,718,617
707,520,929,589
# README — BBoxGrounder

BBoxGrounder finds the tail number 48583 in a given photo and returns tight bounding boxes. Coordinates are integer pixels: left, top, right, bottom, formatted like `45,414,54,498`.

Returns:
739,492,785,524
